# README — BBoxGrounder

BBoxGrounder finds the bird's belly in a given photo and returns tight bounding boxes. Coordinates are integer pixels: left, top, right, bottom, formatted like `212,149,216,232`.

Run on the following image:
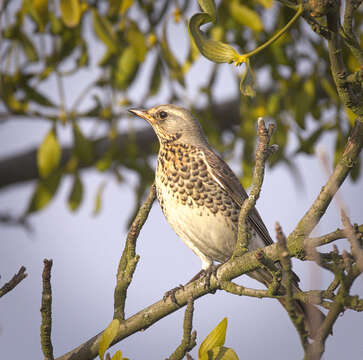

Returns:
156,181,236,263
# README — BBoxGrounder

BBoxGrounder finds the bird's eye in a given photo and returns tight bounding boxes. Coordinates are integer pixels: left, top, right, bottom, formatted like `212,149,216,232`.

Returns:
159,111,168,119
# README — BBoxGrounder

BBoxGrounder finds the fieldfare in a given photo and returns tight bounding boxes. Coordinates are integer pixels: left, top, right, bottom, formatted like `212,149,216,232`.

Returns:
129,104,323,336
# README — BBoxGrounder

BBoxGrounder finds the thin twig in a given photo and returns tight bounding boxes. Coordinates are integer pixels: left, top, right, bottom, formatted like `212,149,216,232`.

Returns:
235,118,277,256
341,210,363,272
276,222,309,350
40,259,54,360
113,184,156,320
168,296,197,360
0,266,27,298
306,224,363,248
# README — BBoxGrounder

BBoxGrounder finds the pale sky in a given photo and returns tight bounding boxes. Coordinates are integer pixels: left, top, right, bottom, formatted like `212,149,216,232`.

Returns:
1,2,362,359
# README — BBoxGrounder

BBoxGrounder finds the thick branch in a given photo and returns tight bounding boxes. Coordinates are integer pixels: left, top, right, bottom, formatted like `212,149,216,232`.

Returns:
113,184,156,320
40,259,54,360
0,266,27,298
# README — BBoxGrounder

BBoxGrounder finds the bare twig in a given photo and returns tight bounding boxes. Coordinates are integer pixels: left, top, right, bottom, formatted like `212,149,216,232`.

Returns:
307,224,363,248
113,184,156,320
40,259,54,360
235,118,277,256
341,211,363,272
276,222,310,350
0,266,27,298
168,296,197,360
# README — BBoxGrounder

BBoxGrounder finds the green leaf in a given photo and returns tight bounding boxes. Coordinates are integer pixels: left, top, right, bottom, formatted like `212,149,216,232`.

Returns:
67,173,83,211
73,122,94,164
256,0,273,8
200,346,239,360
93,181,107,216
60,0,81,28
120,0,134,14
114,46,138,90
229,1,263,32
37,127,61,178
240,62,256,97
160,21,184,85
99,319,120,360
27,172,61,213
189,12,240,64
92,10,118,53
148,58,162,96
19,32,39,61
33,0,48,31
199,318,227,358
126,25,147,63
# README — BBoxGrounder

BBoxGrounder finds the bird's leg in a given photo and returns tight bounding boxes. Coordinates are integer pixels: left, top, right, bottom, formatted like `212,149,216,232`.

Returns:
163,284,185,306
163,265,221,305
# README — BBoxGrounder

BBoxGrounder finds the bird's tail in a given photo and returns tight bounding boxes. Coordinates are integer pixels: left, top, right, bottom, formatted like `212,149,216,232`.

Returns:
249,269,325,339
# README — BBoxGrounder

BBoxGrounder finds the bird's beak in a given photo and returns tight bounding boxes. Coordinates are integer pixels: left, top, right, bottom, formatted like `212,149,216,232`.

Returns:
128,108,155,125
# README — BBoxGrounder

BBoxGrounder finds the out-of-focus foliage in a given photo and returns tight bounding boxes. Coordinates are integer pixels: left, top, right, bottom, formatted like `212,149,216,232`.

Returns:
0,0,362,219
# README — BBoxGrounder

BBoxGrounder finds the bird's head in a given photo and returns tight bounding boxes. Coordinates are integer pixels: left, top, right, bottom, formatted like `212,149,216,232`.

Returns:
129,104,208,147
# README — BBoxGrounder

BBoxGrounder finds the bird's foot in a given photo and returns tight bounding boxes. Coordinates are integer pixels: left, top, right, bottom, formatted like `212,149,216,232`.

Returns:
163,284,185,306
202,264,220,289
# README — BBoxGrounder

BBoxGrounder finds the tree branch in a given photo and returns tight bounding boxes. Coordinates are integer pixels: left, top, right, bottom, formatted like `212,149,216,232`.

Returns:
56,115,363,360
235,117,277,256
113,184,156,320
0,99,240,189
0,266,27,298
40,259,54,360
168,296,197,360
288,117,363,255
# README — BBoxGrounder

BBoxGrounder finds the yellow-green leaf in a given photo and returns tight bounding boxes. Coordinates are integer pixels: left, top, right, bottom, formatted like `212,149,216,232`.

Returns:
189,13,239,64
19,32,39,61
161,21,184,85
148,58,162,96
92,9,118,53
229,1,263,32
93,181,107,216
99,319,120,360
200,346,239,360
67,173,83,211
199,318,227,358
120,0,134,15
37,127,61,178
240,62,256,97
73,122,94,164
256,0,273,8
111,350,127,360
126,25,147,62
33,0,48,31
114,46,138,90
60,0,81,28
27,172,61,213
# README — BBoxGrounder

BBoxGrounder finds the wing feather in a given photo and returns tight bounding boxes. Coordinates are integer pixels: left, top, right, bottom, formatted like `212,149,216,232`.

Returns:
202,148,273,246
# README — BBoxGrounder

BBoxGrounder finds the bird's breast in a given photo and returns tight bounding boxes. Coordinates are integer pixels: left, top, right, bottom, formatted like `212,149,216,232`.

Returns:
155,144,240,262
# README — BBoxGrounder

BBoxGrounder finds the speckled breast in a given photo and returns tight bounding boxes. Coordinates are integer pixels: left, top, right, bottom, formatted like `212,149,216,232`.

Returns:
155,142,240,263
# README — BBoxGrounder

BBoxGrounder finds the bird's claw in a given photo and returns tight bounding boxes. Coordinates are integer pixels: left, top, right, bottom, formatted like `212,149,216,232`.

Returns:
163,284,185,306
203,265,220,290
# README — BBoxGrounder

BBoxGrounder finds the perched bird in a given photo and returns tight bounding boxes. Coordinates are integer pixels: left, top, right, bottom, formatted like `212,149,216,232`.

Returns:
129,104,323,336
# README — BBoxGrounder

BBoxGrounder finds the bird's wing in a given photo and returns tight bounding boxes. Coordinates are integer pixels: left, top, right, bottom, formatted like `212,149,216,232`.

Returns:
202,148,274,246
